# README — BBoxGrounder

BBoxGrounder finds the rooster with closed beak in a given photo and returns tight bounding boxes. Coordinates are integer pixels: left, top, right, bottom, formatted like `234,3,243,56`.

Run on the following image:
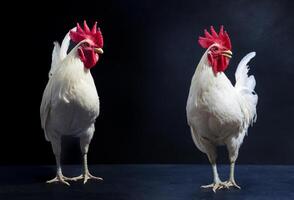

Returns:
40,21,104,185
186,26,258,192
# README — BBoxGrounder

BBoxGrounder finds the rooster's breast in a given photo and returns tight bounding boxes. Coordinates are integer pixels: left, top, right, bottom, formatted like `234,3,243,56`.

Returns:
190,81,244,145
48,74,100,137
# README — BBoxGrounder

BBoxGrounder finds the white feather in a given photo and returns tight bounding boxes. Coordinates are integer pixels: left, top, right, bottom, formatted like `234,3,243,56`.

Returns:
48,27,76,78
60,27,76,60
235,52,256,90
49,42,60,78
235,52,258,124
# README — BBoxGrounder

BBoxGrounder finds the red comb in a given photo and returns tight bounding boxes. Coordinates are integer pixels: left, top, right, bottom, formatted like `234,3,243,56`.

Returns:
70,20,103,48
198,25,231,50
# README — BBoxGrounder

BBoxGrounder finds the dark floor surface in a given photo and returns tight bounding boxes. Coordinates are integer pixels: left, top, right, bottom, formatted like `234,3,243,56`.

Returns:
0,165,293,200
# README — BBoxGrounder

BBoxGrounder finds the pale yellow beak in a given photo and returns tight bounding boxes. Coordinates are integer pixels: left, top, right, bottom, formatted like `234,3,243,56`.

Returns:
94,48,104,54
221,50,233,58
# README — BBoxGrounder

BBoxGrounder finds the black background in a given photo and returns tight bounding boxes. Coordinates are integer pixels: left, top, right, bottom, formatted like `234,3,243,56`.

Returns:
3,0,294,165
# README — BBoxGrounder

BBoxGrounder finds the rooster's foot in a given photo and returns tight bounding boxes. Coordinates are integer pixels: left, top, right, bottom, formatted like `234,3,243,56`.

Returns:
201,181,228,192
46,174,72,186
224,179,241,189
70,172,103,184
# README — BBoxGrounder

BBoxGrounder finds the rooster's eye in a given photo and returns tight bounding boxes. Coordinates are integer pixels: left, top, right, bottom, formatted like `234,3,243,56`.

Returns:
84,43,90,47
211,47,218,51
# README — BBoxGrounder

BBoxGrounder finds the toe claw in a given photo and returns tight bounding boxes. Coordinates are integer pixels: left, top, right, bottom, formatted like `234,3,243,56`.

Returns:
88,173,103,181
201,184,213,188
46,177,57,184
213,186,217,193
61,179,70,186
233,183,241,189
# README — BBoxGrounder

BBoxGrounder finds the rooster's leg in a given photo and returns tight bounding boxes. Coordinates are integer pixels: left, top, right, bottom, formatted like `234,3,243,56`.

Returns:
225,142,241,189
70,128,103,184
71,152,103,184
201,163,227,192
47,138,71,186
201,142,226,192
224,162,241,189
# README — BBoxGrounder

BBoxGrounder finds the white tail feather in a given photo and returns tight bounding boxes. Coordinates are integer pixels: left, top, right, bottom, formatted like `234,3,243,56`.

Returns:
49,27,76,78
235,52,256,89
49,42,61,78
60,27,76,60
235,52,258,126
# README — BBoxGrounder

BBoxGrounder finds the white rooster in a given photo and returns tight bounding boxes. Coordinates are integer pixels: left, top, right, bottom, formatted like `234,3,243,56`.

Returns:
40,21,104,185
186,26,258,192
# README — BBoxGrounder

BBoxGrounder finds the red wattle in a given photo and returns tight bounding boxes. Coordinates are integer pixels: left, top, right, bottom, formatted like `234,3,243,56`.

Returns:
208,54,229,74
78,47,99,69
